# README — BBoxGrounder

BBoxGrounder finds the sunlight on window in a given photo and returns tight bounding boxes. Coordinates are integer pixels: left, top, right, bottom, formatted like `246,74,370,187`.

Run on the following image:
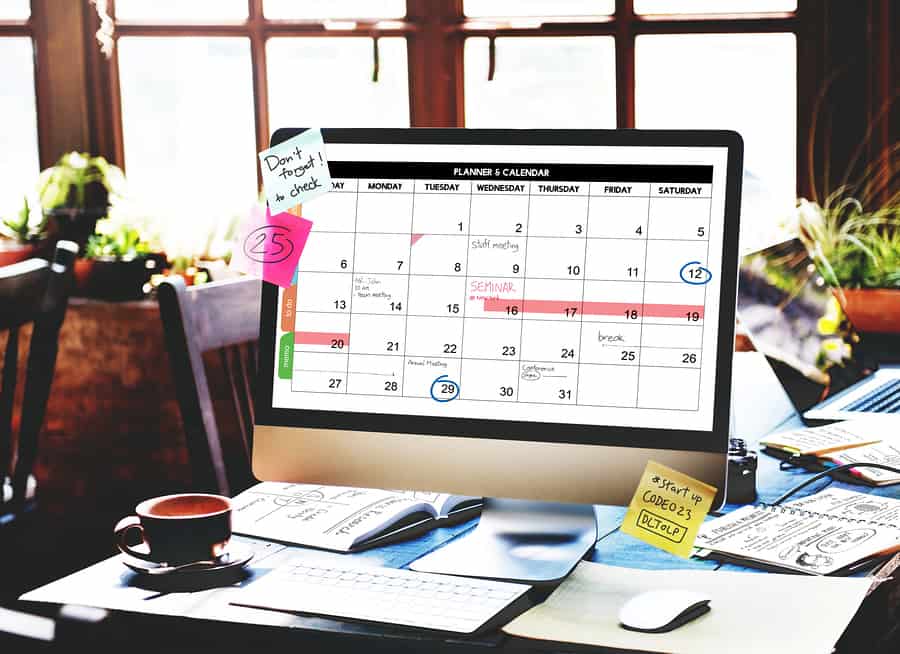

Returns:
115,0,248,21
465,1,614,17
465,37,616,128
118,37,258,257
0,38,40,217
0,0,30,20
635,0,796,14
636,33,796,251
267,37,409,128
264,0,405,19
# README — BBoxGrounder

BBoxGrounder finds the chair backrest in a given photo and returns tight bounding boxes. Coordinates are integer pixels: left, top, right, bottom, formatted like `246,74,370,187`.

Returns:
157,275,261,496
1,240,78,514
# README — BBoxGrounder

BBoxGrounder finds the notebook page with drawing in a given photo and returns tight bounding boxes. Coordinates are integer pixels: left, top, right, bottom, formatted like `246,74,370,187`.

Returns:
230,482,479,552
694,488,900,575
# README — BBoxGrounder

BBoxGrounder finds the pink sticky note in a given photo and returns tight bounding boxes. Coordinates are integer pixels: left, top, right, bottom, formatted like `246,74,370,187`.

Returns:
231,207,312,287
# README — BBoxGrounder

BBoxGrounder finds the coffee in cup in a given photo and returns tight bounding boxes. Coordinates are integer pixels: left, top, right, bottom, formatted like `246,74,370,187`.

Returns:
114,493,232,565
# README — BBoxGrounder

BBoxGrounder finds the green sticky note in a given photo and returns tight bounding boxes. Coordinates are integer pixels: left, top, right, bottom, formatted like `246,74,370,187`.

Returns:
278,332,294,380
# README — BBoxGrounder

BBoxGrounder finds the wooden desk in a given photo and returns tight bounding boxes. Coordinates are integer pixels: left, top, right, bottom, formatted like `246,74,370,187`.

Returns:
14,354,900,653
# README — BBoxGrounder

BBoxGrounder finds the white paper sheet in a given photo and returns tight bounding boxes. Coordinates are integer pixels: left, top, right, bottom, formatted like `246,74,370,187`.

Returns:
503,561,870,654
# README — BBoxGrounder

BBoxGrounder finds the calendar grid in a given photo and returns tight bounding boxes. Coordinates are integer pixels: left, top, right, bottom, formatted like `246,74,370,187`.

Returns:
513,182,533,401
456,183,475,399
342,182,362,393
280,386,705,412
398,185,416,396
298,270,708,284
695,178,715,412
287,165,716,413
634,191,653,408
308,230,709,243
573,192,591,405
290,312,703,327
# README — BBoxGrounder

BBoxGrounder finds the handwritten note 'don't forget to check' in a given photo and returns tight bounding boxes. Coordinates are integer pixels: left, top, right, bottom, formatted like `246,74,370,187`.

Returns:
231,206,312,288
258,128,332,214
620,460,717,558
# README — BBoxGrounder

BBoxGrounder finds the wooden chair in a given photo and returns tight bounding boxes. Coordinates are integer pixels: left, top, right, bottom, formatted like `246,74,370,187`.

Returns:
0,241,78,520
157,276,261,497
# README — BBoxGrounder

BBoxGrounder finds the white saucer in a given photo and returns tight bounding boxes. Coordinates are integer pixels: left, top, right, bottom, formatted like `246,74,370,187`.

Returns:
121,544,253,577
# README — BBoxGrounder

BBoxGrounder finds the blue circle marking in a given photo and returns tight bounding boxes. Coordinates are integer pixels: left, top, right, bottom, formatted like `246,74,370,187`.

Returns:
679,261,712,286
430,375,460,402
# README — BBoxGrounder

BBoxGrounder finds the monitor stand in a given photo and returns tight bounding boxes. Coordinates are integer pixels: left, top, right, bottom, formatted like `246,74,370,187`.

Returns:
409,498,597,584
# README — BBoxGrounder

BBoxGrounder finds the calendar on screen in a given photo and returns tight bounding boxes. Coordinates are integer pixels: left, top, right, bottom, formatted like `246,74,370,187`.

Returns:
270,142,730,434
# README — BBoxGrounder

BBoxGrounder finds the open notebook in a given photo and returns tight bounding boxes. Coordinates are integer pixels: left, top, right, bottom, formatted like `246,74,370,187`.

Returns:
230,483,481,552
760,419,900,485
695,488,900,575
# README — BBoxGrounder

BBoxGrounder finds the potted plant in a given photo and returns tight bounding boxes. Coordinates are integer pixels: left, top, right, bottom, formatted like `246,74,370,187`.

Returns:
74,219,160,300
797,192,900,334
38,151,125,250
0,195,49,266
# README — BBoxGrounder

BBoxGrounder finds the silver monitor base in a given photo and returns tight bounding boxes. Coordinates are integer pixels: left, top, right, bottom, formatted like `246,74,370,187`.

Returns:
409,498,597,584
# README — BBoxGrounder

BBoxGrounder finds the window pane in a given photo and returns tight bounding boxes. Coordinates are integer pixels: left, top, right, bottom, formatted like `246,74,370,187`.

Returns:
0,38,39,217
264,1,405,20
118,38,257,255
636,33,796,249
267,38,409,128
635,0,796,14
465,37,615,128
115,0,248,21
0,0,30,20
465,1,615,17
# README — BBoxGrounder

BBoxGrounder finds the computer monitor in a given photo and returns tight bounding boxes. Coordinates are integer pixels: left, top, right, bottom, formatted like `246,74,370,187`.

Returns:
254,129,743,582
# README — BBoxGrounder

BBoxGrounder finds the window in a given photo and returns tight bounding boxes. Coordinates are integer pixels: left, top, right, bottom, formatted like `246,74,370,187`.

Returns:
633,0,796,13
263,0,405,20
636,33,797,247
99,1,801,250
267,38,409,129
464,37,616,128
107,2,413,256
458,1,798,244
118,37,258,253
464,0,615,18
0,5,39,217
114,0,248,22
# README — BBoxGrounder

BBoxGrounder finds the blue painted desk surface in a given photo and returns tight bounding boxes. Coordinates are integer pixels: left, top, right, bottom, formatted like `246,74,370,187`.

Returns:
343,427,900,577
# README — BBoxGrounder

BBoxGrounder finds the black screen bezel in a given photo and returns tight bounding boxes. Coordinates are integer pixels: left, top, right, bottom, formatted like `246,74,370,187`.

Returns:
255,128,743,454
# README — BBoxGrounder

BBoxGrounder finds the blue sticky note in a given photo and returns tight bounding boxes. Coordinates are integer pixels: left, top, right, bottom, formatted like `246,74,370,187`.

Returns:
258,128,332,214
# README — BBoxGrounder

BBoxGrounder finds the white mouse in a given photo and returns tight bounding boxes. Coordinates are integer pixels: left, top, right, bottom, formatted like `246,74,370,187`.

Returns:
618,589,711,633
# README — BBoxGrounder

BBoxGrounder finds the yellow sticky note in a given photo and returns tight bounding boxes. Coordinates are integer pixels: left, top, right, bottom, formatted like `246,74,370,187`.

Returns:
620,460,717,558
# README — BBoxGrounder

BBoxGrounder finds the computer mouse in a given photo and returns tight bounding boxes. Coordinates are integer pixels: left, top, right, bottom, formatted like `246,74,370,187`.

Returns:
618,589,711,633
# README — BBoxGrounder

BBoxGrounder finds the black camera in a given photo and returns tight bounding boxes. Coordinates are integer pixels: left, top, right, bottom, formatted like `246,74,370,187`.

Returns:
726,438,758,505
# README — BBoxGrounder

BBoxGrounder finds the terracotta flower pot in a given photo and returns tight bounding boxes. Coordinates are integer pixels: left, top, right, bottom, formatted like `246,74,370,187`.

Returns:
0,240,54,267
834,288,900,334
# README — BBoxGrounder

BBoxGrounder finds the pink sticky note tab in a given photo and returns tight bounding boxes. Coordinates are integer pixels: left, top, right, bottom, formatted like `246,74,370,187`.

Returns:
232,207,312,287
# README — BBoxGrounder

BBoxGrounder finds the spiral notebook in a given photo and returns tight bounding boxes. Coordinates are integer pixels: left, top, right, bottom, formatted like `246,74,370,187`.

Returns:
694,488,900,575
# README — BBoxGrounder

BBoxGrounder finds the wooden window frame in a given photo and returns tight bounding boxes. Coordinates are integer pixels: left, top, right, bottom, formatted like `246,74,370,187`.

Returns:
18,1,892,206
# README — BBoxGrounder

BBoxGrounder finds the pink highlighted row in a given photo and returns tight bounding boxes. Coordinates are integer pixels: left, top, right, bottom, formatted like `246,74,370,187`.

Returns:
482,298,704,319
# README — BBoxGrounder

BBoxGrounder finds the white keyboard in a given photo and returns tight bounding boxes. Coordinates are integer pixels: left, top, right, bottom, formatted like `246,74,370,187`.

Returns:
233,558,532,634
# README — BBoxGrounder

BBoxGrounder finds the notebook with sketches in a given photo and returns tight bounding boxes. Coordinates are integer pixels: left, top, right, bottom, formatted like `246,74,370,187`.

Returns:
694,488,900,575
502,560,870,654
759,419,900,485
230,483,481,552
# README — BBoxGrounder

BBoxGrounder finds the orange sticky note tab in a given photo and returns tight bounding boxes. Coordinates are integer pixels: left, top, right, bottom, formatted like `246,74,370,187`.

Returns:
620,460,717,558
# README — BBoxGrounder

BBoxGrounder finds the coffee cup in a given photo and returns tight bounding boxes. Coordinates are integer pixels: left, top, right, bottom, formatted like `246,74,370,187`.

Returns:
114,493,232,565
